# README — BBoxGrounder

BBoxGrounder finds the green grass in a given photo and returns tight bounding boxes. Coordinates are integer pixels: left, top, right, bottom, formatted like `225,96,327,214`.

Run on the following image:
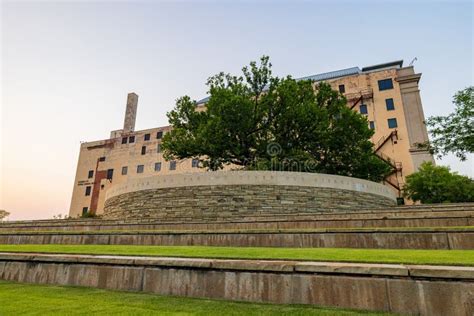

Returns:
0,281,389,315
0,244,473,266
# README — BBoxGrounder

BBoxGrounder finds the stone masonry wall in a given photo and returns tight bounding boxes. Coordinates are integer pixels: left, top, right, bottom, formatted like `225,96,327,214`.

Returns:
103,185,395,220
1,253,472,315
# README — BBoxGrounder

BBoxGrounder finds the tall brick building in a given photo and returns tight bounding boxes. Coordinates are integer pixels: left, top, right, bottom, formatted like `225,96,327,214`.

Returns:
69,60,433,217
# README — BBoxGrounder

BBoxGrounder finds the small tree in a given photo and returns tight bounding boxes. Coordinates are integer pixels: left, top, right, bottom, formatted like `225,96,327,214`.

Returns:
163,56,391,181
0,210,9,221
421,86,474,160
403,162,474,203
80,211,97,219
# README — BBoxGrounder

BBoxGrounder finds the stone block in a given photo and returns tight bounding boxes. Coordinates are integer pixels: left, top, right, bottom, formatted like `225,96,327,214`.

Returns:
408,265,474,279
211,259,295,272
295,262,409,276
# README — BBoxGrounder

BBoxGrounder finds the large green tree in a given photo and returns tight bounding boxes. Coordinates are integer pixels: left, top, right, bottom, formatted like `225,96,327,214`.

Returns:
422,86,474,160
163,56,391,181
403,162,474,203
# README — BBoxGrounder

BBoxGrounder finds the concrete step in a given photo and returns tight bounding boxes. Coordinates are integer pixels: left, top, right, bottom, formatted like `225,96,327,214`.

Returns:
0,252,472,315
1,227,473,249
1,204,473,232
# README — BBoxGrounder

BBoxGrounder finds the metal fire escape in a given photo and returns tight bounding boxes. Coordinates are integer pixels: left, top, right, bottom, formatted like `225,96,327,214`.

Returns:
347,88,374,110
345,88,403,195
373,130,403,194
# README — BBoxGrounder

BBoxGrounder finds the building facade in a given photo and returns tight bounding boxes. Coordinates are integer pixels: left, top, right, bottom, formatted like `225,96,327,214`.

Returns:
69,60,433,217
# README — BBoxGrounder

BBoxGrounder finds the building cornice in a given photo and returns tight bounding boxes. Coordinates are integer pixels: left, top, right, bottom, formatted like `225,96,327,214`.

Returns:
396,73,421,85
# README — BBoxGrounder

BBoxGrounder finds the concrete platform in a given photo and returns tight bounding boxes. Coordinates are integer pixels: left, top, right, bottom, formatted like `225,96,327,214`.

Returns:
1,203,473,232
1,227,473,249
0,252,472,315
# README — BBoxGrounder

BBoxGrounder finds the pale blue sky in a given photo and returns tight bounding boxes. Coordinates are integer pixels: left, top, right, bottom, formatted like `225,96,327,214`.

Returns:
1,0,473,220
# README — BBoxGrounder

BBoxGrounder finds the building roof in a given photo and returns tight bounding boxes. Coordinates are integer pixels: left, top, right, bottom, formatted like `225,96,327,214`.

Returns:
297,66,361,82
196,60,404,105
361,60,403,72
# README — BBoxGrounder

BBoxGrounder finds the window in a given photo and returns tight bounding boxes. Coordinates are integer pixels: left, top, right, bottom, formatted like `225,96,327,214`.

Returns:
359,104,368,115
378,79,393,91
144,133,150,141
369,121,375,129
85,186,91,196
106,169,114,180
388,118,398,129
156,131,163,139
169,160,177,171
154,162,162,172
137,165,144,173
82,207,88,215
129,135,135,143
192,158,199,168
88,170,94,179
99,157,106,162
121,137,128,144
122,166,128,175
141,146,146,155
157,144,162,153
385,98,395,111
338,84,345,93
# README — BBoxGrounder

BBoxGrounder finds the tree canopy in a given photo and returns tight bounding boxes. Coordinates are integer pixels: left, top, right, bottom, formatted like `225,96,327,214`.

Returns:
0,210,9,221
162,56,391,182
403,162,474,204
421,86,474,161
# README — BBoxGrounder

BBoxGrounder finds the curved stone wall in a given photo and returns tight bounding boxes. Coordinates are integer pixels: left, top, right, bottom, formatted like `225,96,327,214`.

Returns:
103,171,396,219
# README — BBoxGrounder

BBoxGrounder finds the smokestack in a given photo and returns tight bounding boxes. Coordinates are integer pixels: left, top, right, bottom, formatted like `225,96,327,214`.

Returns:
123,92,138,132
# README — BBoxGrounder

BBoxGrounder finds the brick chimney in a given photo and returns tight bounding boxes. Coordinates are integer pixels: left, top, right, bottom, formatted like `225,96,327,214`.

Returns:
123,92,138,132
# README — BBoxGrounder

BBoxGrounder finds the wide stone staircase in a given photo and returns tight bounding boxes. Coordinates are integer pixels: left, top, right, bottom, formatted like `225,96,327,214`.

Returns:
1,203,473,315
0,203,473,249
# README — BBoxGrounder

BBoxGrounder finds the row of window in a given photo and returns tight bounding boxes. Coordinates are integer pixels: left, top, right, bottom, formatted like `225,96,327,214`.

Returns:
368,118,398,130
84,159,199,195
141,144,162,155
359,98,395,115
338,78,394,95
131,158,198,174
85,168,114,184
93,146,163,169
121,131,164,145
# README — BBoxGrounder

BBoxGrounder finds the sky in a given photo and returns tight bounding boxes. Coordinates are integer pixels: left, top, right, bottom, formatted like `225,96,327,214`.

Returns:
1,0,473,220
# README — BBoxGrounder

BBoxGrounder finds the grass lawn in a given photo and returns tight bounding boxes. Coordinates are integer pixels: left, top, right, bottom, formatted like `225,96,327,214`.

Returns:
0,244,473,266
0,281,389,315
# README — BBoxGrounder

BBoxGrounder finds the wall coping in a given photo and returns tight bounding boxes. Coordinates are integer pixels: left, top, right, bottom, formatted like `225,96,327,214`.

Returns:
105,171,396,202
2,203,474,227
1,227,473,235
0,252,473,279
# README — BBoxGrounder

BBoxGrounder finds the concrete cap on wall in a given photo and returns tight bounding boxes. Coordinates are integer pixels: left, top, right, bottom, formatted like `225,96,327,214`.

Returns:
105,171,397,202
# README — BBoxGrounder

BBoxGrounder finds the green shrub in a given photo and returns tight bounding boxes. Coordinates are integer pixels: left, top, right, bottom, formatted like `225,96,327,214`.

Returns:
403,162,474,203
80,211,97,219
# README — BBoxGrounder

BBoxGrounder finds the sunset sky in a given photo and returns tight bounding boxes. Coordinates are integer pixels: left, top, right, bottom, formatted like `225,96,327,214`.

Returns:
1,1,473,220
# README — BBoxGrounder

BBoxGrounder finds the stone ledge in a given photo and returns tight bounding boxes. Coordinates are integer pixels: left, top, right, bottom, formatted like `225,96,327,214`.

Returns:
1,227,473,235
295,262,409,276
211,259,296,272
2,230,473,249
104,171,396,201
407,265,474,279
0,252,473,279
1,252,473,315
2,203,474,229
